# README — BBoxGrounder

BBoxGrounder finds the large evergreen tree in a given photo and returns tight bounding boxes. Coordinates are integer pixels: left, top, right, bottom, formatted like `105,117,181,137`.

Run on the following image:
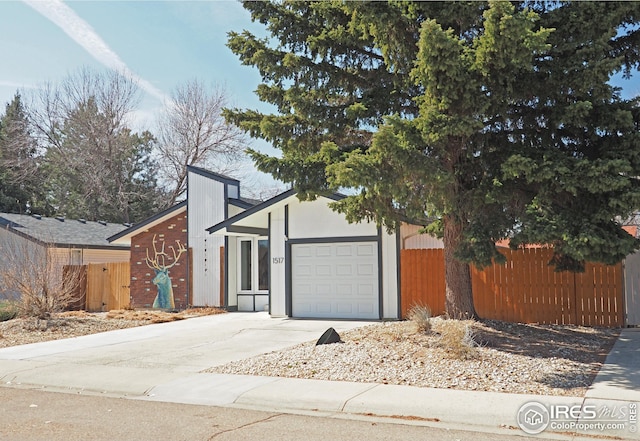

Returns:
0,93,47,214
226,1,640,319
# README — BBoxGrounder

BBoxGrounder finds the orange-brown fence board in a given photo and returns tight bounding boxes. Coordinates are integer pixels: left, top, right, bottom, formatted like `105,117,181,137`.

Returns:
400,248,624,327
400,249,445,317
65,262,130,312
105,262,130,311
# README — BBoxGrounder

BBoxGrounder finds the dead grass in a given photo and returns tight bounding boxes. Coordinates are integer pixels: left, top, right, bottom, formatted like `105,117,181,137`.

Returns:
0,307,226,348
433,318,478,359
407,304,432,333
105,307,225,323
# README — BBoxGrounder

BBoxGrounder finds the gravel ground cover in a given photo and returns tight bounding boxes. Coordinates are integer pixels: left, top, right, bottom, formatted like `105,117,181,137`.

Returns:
206,317,619,396
0,309,618,396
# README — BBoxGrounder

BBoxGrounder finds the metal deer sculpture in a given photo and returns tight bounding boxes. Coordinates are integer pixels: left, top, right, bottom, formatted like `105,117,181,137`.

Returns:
145,235,187,309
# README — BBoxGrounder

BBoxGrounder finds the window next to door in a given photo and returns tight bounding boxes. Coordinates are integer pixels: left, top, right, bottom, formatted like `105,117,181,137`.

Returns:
258,239,268,291
238,238,269,294
240,240,252,291
237,237,270,312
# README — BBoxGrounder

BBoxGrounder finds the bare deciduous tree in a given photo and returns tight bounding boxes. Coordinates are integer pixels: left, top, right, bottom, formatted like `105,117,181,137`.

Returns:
0,229,83,321
156,79,248,205
28,67,141,151
26,67,163,223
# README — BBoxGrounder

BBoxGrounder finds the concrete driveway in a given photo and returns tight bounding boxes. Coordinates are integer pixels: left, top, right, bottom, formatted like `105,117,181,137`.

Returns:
1,313,639,440
0,312,371,398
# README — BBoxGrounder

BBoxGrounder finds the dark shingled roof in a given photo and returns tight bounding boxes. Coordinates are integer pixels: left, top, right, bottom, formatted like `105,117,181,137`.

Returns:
0,213,130,249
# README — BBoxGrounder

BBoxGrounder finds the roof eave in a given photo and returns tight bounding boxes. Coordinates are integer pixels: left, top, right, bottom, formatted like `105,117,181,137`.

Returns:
107,201,187,244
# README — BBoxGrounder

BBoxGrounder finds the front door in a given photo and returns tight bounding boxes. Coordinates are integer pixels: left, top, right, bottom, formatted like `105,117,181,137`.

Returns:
237,237,269,311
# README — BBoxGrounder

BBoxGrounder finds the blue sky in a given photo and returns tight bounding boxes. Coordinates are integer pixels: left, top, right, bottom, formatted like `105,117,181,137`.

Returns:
0,1,272,116
1,0,639,189
0,0,281,191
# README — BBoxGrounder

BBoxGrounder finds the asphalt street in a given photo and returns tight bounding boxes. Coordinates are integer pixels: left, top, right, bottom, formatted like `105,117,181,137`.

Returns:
0,387,562,441
0,313,637,441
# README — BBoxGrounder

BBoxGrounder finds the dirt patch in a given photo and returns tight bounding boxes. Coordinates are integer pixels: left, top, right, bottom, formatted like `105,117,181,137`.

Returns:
0,308,225,348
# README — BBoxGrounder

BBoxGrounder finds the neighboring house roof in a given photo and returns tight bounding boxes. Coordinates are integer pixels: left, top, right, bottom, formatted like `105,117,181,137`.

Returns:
0,213,130,250
623,225,638,238
186,165,240,186
206,189,345,236
107,201,187,245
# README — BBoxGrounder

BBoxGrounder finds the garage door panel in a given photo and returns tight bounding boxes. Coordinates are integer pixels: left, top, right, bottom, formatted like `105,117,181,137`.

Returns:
316,264,332,277
337,284,353,296
295,283,313,295
358,303,375,314
295,246,313,258
336,245,353,256
291,242,379,319
357,263,374,276
295,302,313,314
357,244,375,256
315,245,332,257
294,264,312,276
336,264,353,276
357,284,374,296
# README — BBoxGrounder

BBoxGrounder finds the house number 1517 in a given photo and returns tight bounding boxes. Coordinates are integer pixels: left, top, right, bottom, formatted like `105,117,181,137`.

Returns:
272,257,284,264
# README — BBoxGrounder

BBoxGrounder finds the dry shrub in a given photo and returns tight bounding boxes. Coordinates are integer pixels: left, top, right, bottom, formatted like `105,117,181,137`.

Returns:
0,301,18,322
434,319,477,359
0,231,83,320
407,304,432,333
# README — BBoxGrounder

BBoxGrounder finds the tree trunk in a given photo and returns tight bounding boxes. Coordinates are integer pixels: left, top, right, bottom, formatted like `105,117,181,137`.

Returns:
443,214,478,320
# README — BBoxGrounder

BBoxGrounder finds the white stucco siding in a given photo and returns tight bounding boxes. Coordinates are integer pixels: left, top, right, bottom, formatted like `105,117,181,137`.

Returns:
269,206,287,316
400,224,443,249
228,204,245,217
188,172,226,306
287,197,377,239
381,232,399,319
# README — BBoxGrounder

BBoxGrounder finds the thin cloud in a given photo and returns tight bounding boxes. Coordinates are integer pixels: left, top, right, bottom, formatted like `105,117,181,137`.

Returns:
0,80,38,90
23,0,168,103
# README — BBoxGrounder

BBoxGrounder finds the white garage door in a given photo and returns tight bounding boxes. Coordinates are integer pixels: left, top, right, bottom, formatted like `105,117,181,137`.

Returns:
291,242,379,319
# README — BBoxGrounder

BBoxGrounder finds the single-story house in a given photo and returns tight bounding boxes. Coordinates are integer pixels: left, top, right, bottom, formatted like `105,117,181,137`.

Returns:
206,190,401,320
0,212,130,265
108,166,257,309
0,212,130,301
106,164,640,326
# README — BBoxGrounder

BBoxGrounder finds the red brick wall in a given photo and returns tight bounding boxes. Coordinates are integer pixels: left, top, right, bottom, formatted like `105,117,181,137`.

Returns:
130,212,189,309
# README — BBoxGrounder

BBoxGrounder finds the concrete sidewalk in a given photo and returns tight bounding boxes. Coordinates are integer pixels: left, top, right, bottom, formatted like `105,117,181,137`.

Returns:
0,312,637,440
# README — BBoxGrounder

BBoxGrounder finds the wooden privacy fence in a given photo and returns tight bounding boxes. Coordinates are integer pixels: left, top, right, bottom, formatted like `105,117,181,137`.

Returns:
64,262,130,312
401,248,624,327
